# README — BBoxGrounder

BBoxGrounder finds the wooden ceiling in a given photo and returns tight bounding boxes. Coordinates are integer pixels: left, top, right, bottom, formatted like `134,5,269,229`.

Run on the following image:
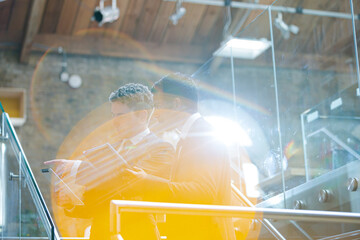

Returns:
0,0,358,67
0,0,277,63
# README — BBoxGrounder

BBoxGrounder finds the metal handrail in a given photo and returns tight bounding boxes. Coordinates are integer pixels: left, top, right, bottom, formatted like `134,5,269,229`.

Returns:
165,0,357,20
0,101,4,113
110,200,360,234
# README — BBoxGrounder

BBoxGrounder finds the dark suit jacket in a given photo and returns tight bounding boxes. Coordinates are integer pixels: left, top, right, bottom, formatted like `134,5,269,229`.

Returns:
66,132,175,240
138,117,235,240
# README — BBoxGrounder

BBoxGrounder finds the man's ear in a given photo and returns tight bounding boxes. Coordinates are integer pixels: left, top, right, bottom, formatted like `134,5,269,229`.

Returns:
173,97,182,110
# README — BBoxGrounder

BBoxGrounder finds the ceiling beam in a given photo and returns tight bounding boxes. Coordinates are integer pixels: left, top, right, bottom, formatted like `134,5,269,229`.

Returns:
324,28,360,55
20,0,47,63
32,34,211,63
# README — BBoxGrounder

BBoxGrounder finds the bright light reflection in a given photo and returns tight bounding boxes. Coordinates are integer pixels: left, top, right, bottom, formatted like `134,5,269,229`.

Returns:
243,163,260,198
205,116,252,146
213,38,271,59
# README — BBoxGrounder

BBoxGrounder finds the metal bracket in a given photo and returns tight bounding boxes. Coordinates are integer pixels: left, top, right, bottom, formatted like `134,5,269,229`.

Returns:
9,172,25,181
9,172,20,181
0,133,9,142
1,112,8,141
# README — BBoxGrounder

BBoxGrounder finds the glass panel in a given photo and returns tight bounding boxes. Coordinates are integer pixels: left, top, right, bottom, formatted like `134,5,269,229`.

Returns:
232,6,282,205
1,112,55,239
353,0,360,90
193,56,240,190
20,156,48,238
1,128,20,238
191,1,360,238
193,0,287,209
266,0,360,213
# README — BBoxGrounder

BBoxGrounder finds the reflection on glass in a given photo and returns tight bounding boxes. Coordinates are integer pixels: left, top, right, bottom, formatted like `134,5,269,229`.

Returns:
213,38,271,60
264,0,360,211
205,116,252,147
194,1,360,225
302,84,360,180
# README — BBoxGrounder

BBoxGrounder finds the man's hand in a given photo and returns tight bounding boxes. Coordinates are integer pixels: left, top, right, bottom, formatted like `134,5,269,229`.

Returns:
44,159,77,176
55,186,74,209
126,166,147,179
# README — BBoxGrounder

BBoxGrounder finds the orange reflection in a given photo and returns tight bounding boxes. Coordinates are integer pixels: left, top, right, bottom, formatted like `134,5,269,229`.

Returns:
49,108,260,239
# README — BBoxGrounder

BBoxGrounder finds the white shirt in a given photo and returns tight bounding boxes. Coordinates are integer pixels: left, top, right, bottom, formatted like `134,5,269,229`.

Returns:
179,112,201,140
129,128,150,145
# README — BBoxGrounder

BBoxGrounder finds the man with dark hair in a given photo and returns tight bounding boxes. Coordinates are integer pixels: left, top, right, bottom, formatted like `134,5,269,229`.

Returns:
151,73,198,113
46,83,174,240
129,73,235,240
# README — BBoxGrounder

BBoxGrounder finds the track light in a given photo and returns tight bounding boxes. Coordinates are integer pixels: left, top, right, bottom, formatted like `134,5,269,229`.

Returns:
274,13,299,40
170,0,186,25
58,47,82,89
92,0,120,26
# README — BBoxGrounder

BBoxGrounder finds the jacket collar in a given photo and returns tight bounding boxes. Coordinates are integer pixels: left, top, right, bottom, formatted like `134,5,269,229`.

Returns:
179,112,201,140
129,128,150,145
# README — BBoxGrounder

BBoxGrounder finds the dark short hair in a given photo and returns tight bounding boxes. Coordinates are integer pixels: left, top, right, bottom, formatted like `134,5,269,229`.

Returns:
152,73,198,104
109,83,153,111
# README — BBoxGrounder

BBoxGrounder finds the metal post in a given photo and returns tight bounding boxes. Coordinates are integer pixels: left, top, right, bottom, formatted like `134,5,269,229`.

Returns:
349,0,360,96
301,112,310,182
165,0,357,20
111,200,360,224
0,134,6,234
268,6,287,208
19,152,22,240
1,112,6,140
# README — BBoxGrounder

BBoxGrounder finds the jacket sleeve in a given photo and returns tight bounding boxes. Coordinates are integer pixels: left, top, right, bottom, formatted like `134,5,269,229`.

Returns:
75,140,175,205
128,138,230,204
119,142,175,200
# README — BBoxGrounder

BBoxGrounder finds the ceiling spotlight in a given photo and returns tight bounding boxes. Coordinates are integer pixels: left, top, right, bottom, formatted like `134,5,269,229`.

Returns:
274,13,299,40
170,0,186,25
58,47,69,82
92,0,120,26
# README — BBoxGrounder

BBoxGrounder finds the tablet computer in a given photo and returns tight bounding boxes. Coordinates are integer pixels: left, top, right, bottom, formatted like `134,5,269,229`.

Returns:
42,168,84,206
82,143,129,168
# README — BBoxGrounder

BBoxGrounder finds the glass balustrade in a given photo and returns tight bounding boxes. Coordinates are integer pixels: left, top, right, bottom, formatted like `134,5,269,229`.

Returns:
0,105,59,240
192,0,360,238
